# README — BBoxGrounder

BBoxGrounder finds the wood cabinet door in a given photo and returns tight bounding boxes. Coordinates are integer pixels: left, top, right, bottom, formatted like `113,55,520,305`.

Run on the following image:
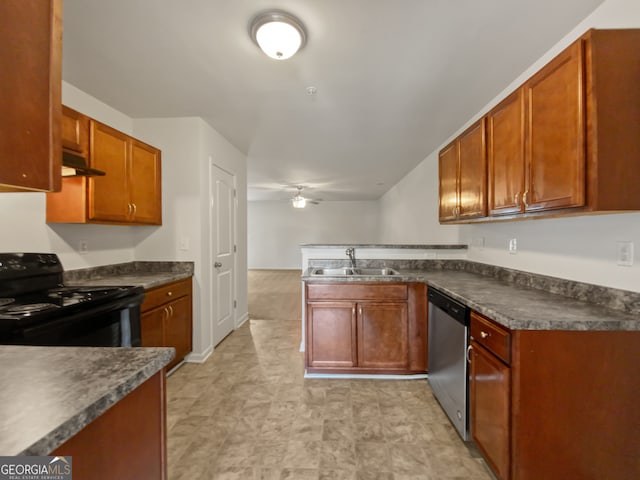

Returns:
130,139,162,225
458,119,487,219
525,39,585,212
61,106,89,154
470,340,510,480
439,141,459,222
307,302,357,368
488,90,525,216
89,121,130,222
165,296,192,370
0,0,61,192
141,308,164,348
357,302,409,370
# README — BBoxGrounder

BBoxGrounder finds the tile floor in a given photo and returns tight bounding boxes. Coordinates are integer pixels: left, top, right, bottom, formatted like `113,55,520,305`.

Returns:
166,316,493,479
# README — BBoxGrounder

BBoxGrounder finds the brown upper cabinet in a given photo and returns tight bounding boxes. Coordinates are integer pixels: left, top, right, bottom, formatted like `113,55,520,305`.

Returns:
488,90,525,216
439,119,487,222
444,29,640,223
0,0,62,192
47,108,162,225
61,105,90,156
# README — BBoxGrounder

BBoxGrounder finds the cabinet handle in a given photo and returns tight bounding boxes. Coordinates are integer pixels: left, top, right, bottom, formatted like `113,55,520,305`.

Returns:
514,192,520,206
352,306,356,317
214,262,222,268
523,190,529,207
127,203,132,215
480,331,489,339
132,203,137,215
466,344,473,363
168,305,174,317
163,307,169,320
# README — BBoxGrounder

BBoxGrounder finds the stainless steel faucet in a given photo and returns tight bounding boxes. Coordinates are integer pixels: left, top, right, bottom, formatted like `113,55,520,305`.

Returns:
345,247,356,269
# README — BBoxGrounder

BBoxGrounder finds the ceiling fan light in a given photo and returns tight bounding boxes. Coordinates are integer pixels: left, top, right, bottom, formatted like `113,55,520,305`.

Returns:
250,11,306,60
292,195,306,208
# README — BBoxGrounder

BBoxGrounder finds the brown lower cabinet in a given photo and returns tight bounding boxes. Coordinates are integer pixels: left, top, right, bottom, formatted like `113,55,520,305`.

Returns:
52,371,167,480
469,311,640,480
141,278,193,371
305,282,427,374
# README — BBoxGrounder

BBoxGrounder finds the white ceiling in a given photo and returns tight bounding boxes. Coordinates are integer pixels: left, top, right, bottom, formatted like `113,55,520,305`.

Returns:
62,0,604,202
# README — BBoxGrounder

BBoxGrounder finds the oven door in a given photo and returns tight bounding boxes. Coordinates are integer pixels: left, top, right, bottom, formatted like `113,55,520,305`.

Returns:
16,296,142,347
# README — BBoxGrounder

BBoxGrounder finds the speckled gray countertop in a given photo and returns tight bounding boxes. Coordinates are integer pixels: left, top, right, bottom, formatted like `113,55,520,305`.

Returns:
302,268,640,331
64,261,194,290
0,346,174,456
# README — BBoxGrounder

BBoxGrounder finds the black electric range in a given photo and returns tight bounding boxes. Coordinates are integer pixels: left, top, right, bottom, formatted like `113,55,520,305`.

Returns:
0,253,144,346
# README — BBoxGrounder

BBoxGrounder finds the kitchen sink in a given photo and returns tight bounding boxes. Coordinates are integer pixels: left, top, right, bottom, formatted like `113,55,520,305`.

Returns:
310,267,399,276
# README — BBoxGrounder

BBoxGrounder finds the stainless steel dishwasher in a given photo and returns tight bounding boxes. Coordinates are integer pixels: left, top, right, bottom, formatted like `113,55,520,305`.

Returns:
427,287,470,441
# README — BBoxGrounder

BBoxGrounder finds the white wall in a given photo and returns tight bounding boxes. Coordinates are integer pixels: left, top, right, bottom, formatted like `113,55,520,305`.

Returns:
0,81,137,270
132,117,248,360
248,201,380,269
379,150,459,245
379,0,640,292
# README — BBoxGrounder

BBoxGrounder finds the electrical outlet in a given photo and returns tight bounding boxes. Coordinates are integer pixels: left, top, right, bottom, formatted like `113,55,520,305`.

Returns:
508,238,517,254
179,237,190,251
78,240,88,254
617,241,634,266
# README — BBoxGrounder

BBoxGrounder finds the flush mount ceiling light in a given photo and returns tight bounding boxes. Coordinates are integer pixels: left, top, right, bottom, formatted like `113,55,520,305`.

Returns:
250,10,307,60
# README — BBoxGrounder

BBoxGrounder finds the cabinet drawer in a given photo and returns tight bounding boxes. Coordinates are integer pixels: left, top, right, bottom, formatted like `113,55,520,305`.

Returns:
142,278,192,312
470,311,511,364
306,283,408,301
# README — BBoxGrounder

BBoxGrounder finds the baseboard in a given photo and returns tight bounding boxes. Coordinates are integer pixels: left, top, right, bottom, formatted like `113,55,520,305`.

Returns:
304,372,429,380
235,312,249,328
184,346,213,364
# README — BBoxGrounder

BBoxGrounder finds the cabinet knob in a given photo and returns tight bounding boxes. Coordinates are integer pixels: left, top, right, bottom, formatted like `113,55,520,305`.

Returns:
214,262,223,268
167,291,173,296
480,331,489,339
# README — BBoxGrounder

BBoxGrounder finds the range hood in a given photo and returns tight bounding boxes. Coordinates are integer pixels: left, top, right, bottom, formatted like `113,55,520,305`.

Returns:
62,151,106,177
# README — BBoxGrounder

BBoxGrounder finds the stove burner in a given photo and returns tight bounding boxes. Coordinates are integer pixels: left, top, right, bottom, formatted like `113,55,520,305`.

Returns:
7,303,60,314
0,298,14,307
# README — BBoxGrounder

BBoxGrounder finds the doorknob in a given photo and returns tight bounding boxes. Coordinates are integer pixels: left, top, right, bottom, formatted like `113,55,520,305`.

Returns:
214,262,222,268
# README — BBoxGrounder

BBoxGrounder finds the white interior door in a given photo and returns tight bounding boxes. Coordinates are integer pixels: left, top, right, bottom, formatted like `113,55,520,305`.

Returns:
210,162,236,347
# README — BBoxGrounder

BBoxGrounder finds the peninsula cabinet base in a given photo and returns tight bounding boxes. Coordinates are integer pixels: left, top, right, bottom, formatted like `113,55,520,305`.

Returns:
51,371,167,480
305,282,427,375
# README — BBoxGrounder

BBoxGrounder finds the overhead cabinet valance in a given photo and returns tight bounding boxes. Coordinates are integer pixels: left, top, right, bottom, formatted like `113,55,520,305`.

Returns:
439,28,640,224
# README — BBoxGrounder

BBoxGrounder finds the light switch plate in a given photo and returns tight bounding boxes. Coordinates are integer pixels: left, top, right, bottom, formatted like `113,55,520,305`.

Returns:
617,241,634,266
179,237,190,251
508,238,517,254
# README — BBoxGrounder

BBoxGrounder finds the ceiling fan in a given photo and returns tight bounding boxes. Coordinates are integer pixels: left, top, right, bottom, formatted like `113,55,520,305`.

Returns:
291,186,321,208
